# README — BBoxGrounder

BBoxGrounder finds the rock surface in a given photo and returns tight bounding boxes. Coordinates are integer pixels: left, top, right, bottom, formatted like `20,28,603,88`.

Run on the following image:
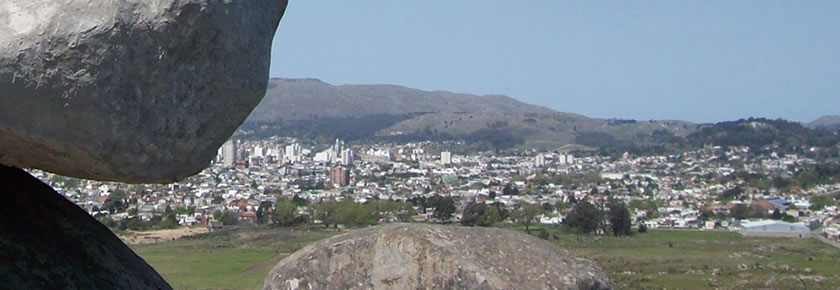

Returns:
0,0,288,183
264,223,613,290
0,165,171,289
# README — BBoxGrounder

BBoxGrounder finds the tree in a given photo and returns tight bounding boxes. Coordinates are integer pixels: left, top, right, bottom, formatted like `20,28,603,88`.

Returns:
272,198,298,227
478,206,503,227
541,202,555,212
255,201,273,224
292,194,309,207
511,202,543,233
699,208,714,222
351,202,380,227
565,201,602,234
159,211,179,229
721,186,744,200
392,202,416,222
219,209,240,225
313,201,339,228
771,208,783,220
729,204,750,220
427,195,456,223
367,200,412,223
810,194,839,210
103,190,128,214
607,199,632,237
567,192,577,204
503,183,519,196
461,202,487,226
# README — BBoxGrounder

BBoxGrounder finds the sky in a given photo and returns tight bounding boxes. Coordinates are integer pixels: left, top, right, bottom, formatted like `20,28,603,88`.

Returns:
269,1,840,123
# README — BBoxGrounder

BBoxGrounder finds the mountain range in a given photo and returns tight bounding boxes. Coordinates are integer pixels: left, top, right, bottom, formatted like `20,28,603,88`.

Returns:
241,78,839,152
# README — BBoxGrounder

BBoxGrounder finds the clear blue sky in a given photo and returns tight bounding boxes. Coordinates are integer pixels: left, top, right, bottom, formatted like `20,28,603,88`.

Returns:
269,1,839,123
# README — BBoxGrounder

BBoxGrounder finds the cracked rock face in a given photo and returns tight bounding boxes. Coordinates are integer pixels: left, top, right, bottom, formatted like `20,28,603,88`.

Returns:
264,223,613,290
0,0,288,183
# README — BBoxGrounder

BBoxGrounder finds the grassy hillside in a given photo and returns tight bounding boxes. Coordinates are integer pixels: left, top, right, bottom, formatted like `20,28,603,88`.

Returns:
239,78,696,150
132,226,840,290
240,79,837,153
247,78,559,122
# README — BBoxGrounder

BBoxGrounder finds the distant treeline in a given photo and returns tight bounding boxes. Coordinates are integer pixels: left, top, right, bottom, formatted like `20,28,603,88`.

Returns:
578,118,840,157
239,113,525,151
241,116,838,156
239,114,417,143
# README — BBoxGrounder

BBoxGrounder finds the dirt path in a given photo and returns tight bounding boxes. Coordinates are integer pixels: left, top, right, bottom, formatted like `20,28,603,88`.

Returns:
120,227,209,245
815,234,840,249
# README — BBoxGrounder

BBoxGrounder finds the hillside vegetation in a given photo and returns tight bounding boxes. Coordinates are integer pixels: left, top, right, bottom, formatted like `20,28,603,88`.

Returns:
241,79,839,153
241,78,694,150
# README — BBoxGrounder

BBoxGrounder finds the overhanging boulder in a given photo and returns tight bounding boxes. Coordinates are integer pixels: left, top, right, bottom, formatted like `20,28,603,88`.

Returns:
0,0,288,183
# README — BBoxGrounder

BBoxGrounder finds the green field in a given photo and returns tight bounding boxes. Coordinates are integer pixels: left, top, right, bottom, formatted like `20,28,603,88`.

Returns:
131,226,337,290
542,229,840,289
132,225,840,289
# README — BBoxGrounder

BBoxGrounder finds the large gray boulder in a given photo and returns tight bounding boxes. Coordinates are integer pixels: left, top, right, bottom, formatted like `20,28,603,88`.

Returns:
0,0,288,183
264,223,613,290
0,165,170,289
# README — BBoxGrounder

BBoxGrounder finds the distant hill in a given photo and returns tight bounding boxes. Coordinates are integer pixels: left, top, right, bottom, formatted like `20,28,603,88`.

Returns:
685,118,840,152
241,78,695,150
243,79,838,154
247,78,562,121
807,115,840,131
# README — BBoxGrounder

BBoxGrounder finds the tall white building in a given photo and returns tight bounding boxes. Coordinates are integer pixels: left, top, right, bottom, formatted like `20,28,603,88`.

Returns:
221,141,236,167
333,139,344,154
535,154,547,167
340,149,355,166
285,143,301,163
313,149,335,163
441,151,452,165
557,154,575,165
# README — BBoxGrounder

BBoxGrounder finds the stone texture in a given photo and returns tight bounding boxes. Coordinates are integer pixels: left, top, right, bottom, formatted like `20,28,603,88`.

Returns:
264,223,613,290
0,0,288,183
0,165,171,289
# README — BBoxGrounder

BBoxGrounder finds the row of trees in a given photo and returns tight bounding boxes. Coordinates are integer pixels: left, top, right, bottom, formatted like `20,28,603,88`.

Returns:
99,205,179,231
564,199,633,237
313,200,415,228
243,197,418,229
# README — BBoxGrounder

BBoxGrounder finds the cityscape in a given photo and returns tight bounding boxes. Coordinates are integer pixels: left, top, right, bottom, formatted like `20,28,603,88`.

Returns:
33,132,840,241
5,1,840,289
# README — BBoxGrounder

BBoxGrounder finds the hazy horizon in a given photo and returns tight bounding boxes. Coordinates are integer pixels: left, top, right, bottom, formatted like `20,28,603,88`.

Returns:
269,1,839,123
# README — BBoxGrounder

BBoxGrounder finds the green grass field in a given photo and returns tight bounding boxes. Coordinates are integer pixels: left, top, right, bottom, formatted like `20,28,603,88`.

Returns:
131,226,337,290
132,225,840,289
541,228,840,289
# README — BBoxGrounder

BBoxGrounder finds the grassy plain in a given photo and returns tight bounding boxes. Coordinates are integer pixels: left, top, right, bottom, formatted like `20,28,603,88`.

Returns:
132,225,840,289
538,227,840,289
130,226,336,290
